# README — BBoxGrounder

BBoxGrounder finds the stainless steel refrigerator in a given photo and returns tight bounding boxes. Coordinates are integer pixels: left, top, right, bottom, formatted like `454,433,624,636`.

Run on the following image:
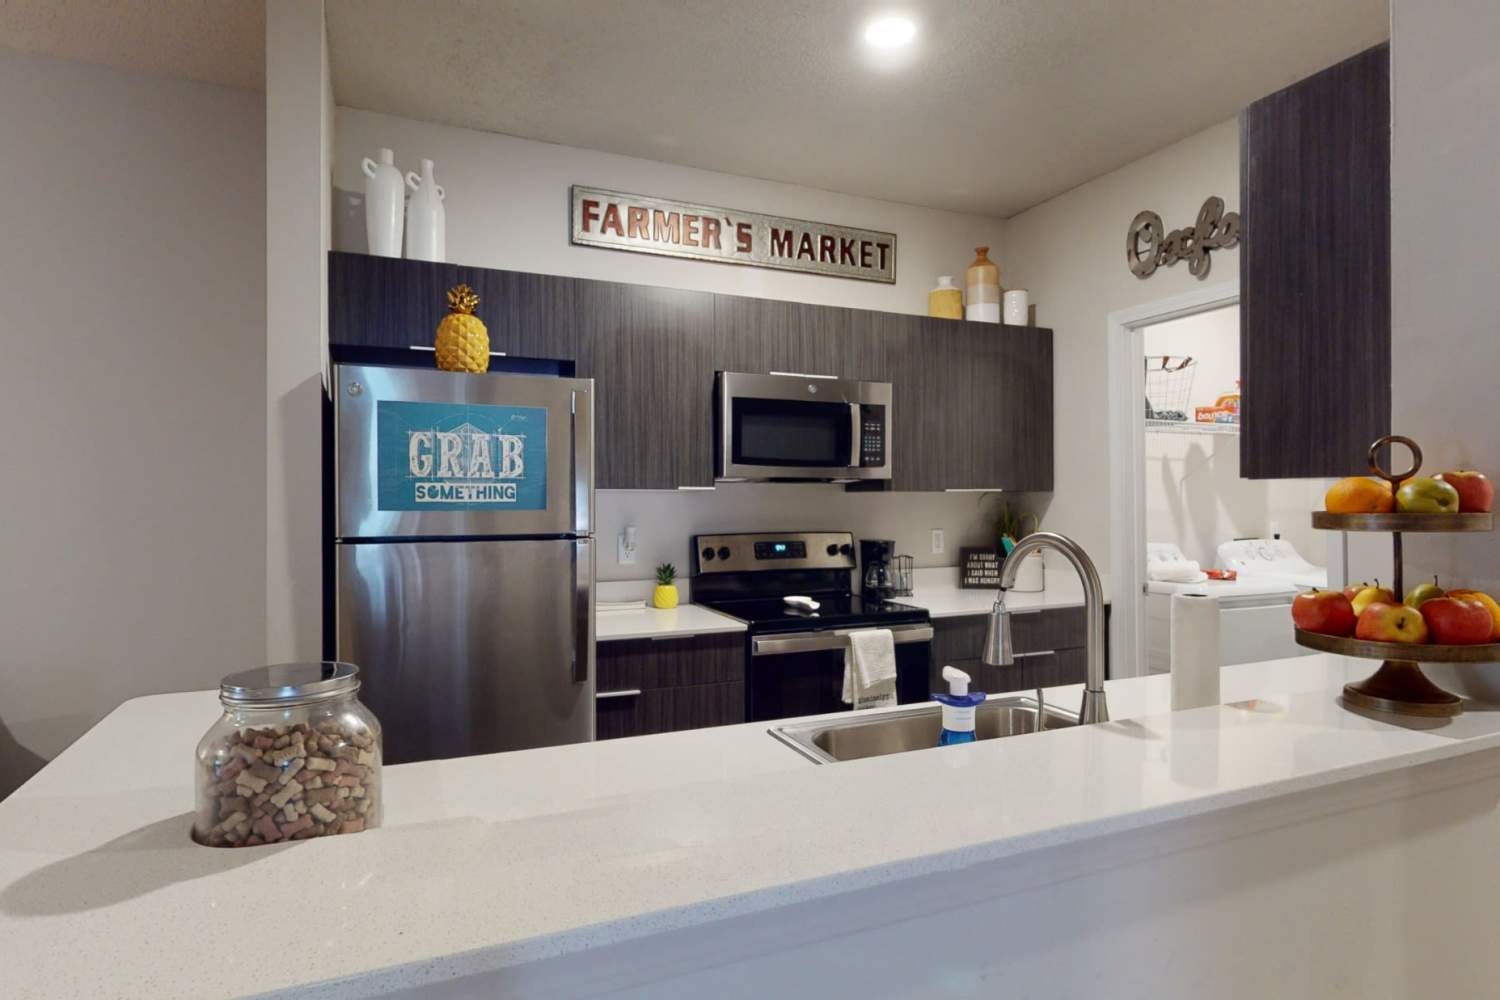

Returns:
329,363,595,764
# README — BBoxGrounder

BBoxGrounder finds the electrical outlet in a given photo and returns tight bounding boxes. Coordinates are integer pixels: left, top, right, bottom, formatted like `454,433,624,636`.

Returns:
617,528,638,565
930,529,945,555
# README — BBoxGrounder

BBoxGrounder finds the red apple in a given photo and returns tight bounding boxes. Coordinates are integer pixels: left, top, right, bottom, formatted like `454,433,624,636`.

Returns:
1436,470,1494,513
1420,595,1494,645
1292,590,1357,637
1342,581,1371,602
1356,602,1429,644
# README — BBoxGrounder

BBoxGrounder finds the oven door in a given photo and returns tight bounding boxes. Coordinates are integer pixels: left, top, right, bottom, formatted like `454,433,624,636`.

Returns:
716,372,891,481
747,624,932,722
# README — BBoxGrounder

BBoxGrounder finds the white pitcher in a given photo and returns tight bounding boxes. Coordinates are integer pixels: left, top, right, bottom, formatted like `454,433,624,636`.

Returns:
404,159,446,262
360,148,405,257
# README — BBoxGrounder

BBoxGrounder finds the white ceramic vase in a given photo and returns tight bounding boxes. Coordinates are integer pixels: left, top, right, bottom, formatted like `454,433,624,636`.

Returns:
361,148,405,258
404,159,446,262
1003,288,1030,325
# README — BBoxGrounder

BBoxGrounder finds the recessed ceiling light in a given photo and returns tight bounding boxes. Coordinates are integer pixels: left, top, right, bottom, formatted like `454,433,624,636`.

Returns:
863,15,916,49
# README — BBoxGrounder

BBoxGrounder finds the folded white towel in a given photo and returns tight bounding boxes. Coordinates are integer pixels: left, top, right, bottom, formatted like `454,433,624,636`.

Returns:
842,628,897,710
1147,559,1208,584
596,599,648,612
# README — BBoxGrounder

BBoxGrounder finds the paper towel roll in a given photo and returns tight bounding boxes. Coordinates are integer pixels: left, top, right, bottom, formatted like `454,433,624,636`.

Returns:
1170,593,1221,711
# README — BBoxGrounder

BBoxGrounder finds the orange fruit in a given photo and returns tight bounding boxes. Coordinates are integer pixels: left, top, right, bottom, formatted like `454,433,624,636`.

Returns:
1325,477,1394,514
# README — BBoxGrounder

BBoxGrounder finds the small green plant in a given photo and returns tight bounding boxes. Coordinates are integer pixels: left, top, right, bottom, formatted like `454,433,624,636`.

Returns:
655,562,677,586
995,502,1039,550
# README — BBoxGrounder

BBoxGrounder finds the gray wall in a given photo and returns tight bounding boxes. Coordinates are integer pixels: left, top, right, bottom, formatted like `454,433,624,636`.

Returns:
0,50,267,797
1351,0,1500,699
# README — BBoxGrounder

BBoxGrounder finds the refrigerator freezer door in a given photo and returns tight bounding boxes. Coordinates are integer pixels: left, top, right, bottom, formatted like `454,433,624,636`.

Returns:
335,364,594,539
337,539,594,763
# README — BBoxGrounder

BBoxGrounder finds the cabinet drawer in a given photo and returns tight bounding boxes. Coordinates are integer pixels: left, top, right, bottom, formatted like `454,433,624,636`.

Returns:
596,682,745,740
1008,607,1087,654
596,633,744,692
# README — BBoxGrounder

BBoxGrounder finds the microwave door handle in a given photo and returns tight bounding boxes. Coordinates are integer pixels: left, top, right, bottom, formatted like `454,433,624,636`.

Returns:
849,403,862,468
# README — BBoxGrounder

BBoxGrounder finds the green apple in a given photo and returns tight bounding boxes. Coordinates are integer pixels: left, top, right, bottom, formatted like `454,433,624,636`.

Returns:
1404,576,1445,609
1396,476,1461,514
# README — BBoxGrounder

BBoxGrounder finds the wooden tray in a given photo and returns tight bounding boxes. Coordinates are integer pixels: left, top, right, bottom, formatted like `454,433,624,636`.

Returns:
1311,511,1493,532
1294,629,1500,662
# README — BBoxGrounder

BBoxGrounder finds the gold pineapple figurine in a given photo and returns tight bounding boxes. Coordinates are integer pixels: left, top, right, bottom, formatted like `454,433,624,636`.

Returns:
434,284,489,373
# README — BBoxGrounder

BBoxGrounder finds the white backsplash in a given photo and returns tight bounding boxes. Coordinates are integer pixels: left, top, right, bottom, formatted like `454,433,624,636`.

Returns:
596,483,1048,583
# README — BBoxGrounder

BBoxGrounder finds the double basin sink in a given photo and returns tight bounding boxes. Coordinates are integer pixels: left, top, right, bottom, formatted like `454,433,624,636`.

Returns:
770,696,1079,765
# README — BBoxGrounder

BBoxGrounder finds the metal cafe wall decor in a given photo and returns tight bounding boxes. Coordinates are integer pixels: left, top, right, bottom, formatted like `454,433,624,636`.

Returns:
570,186,897,283
1126,196,1241,280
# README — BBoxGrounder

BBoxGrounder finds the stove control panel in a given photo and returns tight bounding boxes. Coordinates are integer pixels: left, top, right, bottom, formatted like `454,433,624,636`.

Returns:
694,532,857,574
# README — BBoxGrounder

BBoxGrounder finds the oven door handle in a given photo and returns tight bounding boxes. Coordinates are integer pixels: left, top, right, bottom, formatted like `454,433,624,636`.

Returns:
752,624,934,657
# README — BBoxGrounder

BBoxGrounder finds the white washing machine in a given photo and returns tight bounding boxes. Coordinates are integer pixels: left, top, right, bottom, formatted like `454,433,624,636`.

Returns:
1145,539,1324,674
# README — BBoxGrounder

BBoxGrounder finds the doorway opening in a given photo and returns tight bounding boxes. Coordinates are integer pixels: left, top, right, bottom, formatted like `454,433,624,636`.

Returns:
1106,283,1339,678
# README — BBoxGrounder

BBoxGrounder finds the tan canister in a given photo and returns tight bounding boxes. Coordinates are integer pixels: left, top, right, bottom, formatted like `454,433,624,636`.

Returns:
965,246,1001,323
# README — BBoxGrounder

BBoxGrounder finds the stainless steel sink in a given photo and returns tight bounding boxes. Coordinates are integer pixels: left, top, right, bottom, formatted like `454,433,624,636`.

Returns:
770,696,1079,764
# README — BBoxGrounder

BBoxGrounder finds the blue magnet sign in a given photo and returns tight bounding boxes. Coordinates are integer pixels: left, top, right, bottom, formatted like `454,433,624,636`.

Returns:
377,400,547,511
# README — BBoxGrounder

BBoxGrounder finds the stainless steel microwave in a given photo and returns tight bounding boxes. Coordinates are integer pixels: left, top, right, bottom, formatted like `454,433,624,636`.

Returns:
715,372,892,482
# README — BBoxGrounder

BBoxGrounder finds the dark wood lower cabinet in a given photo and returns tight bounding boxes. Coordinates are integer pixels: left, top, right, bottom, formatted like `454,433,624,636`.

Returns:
595,633,745,740
928,607,1108,695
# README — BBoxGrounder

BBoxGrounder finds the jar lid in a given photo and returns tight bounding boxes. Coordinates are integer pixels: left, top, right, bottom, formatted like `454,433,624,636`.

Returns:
220,662,360,708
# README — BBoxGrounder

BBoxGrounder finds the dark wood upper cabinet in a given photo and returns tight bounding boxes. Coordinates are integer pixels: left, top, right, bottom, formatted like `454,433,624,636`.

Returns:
328,251,577,360
1240,42,1391,479
884,318,1053,492
711,294,887,381
574,281,716,490
328,252,1053,493
884,315,952,492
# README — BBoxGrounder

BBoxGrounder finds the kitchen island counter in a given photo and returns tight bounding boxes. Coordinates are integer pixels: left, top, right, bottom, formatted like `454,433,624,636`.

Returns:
4,656,1500,998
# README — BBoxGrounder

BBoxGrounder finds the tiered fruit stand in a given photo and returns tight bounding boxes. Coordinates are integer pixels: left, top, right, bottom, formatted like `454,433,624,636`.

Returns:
1294,435,1497,717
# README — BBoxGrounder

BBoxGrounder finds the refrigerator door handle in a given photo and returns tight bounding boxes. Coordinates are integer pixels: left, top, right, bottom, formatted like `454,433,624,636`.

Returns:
573,537,595,684
571,386,594,536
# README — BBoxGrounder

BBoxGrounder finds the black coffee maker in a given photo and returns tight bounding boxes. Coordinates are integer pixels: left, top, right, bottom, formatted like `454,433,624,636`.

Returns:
860,539,897,600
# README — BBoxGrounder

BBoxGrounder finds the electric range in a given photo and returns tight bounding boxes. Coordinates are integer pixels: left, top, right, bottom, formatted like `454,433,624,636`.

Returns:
692,531,933,721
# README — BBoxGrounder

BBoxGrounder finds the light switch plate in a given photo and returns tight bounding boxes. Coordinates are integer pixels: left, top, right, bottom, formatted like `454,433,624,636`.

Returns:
930,529,945,554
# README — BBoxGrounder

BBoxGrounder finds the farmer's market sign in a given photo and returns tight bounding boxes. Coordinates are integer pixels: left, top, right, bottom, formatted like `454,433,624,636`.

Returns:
1127,196,1241,280
570,186,897,283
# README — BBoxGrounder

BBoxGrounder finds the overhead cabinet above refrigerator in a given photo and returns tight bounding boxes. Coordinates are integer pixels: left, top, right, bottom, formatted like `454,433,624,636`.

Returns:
328,364,596,764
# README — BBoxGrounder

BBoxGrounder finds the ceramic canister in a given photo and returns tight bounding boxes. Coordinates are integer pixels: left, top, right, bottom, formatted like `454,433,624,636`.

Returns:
929,276,963,319
965,246,1001,323
1004,288,1030,325
404,158,447,262
361,148,405,257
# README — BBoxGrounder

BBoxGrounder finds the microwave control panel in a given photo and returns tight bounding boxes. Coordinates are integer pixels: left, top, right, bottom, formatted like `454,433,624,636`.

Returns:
859,404,887,468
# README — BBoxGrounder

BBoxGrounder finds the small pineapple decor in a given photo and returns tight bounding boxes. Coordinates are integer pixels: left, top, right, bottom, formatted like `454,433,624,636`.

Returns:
653,563,679,610
434,284,489,373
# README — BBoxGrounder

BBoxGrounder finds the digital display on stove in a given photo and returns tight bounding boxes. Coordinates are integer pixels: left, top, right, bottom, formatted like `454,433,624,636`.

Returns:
754,540,806,559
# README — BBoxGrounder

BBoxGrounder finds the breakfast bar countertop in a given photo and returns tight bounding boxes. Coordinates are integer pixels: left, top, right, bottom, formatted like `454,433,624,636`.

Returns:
5,655,1500,999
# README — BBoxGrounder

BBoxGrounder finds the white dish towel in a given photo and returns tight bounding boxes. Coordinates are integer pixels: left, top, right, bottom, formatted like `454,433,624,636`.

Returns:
843,628,898,710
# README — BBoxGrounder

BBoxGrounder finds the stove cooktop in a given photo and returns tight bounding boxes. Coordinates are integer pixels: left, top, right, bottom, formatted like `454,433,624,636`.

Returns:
697,593,928,634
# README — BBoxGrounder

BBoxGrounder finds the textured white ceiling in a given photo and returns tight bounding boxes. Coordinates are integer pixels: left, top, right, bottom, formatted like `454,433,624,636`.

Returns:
0,0,264,90
326,0,1389,218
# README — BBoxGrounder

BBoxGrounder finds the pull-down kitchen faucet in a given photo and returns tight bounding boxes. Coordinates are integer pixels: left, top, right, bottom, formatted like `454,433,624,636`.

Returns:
982,531,1109,724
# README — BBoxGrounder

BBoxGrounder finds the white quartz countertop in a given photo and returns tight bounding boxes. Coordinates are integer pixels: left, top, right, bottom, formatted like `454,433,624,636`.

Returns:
595,602,747,641
5,656,1500,999
898,576,1109,618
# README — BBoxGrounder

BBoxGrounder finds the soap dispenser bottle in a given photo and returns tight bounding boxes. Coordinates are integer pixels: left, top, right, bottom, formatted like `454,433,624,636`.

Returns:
935,666,987,746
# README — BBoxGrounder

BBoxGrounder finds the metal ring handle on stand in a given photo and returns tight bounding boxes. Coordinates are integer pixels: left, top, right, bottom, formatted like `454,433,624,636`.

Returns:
1368,434,1422,489
1367,433,1421,598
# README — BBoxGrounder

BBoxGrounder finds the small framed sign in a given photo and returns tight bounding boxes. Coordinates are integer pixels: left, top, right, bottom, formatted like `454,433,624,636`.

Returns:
960,547,1003,589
